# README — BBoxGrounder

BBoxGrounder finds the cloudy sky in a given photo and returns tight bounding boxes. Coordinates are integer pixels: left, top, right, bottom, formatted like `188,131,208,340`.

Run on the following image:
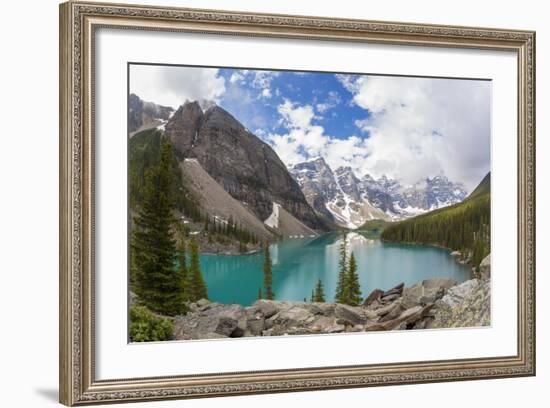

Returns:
130,64,491,192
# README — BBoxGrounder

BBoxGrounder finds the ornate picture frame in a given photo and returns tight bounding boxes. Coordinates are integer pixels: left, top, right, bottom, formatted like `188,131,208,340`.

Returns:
59,1,535,405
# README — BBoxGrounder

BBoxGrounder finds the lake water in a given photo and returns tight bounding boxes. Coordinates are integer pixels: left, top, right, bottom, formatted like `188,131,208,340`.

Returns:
200,232,470,306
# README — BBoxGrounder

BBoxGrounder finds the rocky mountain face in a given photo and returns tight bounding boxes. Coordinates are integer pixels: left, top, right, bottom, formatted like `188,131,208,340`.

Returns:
164,101,325,231
289,158,340,221
290,158,468,228
290,158,389,228
129,93,174,134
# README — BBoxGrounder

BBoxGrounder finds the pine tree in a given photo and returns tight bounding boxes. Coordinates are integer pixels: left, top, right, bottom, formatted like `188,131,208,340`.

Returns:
312,278,326,302
263,244,274,300
188,237,208,301
335,234,348,303
177,240,189,302
131,141,184,316
343,252,362,306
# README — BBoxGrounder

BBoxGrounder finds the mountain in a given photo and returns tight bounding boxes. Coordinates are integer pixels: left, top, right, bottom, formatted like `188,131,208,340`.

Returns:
467,171,491,200
289,158,390,229
264,202,318,237
129,93,174,135
164,101,325,231
290,158,468,227
381,172,490,268
180,159,274,242
289,157,340,221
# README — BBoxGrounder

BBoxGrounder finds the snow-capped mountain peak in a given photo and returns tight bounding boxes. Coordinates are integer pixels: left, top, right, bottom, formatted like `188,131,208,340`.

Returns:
289,160,468,228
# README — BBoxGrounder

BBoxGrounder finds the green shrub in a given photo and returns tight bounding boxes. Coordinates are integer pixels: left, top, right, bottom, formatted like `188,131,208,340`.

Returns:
129,306,174,342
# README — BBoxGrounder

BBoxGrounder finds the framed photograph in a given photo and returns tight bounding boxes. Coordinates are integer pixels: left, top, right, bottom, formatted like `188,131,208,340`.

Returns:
59,1,536,405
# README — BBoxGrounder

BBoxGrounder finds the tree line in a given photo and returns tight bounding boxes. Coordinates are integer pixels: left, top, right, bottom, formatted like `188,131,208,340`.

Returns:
130,140,208,316
381,192,490,268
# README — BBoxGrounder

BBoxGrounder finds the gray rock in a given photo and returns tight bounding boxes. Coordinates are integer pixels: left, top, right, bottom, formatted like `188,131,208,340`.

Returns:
366,304,432,331
378,303,405,323
375,301,401,317
438,279,481,308
380,294,400,303
479,254,491,280
334,304,367,325
402,282,445,309
382,282,404,297
271,306,312,327
173,302,246,340
363,289,383,306
432,279,491,328
248,300,278,318
421,277,457,291
246,318,265,336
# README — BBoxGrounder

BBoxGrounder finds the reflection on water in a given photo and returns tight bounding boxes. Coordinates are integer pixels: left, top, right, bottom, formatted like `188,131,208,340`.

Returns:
200,233,469,306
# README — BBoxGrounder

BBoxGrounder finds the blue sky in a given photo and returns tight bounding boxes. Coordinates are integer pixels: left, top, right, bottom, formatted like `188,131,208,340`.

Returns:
216,68,368,140
130,64,491,191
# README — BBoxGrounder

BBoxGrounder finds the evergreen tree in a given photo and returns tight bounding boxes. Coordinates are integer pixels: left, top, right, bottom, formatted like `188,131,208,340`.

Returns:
263,245,274,300
188,238,208,301
257,287,263,300
335,234,348,303
343,253,362,306
131,142,184,316
312,278,326,302
177,240,189,302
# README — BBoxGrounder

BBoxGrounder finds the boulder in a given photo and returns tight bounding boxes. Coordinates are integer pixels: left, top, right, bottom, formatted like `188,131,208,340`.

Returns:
438,279,481,308
375,301,401,317
173,303,247,340
431,279,490,328
401,284,424,309
479,254,491,280
380,294,400,303
247,318,265,336
248,299,278,318
363,289,384,307
450,250,462,257
334,304,367,325
271,306,313,327
421,277,457,291
365,304,432,331
382,282,404,298
402,282,446,309
378,303,405,323
308,315,346,333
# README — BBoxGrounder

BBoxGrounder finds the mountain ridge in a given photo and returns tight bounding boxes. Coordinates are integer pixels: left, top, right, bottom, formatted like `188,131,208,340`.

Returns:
289,157,468,229
163,100,326,232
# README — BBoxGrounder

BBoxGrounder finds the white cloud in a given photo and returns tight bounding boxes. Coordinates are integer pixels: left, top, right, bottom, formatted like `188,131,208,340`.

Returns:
229,72,245,83
260,88,272,99
130,65,226,108
251,71,280,89
336,75,491,190
269,76,490,192
278,100,317,129
316,91,341,113
268,100,367,171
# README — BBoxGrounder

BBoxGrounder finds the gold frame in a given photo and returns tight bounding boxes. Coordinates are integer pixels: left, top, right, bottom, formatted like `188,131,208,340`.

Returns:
59,1,536,405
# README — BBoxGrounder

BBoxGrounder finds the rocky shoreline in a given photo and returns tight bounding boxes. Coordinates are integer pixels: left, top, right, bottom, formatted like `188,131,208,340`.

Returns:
171,255,491,340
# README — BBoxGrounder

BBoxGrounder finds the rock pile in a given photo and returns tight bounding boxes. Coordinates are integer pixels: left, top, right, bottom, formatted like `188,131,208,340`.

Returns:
173,255,491,340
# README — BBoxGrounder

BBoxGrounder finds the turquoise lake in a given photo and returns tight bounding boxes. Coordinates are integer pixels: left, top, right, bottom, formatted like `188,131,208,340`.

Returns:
200,232,470,306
